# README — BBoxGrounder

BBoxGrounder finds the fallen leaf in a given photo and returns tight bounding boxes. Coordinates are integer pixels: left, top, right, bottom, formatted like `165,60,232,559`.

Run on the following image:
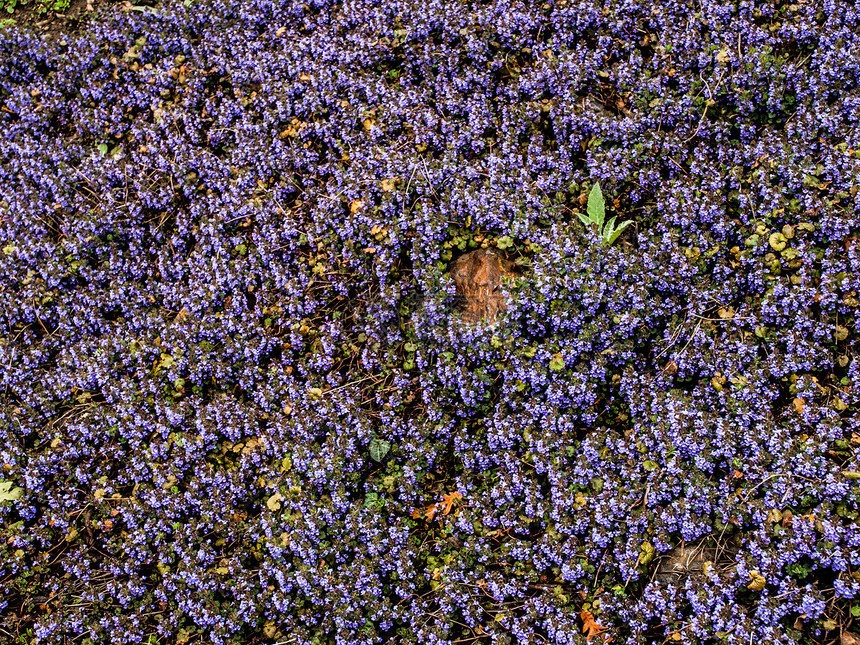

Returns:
793,397,805,414
747,570,766,591
842,632,860,645
266,492,283,511
441,491,463,515
580,610,609,643
638,541,656,565
0,481,25,502
263,623,278,639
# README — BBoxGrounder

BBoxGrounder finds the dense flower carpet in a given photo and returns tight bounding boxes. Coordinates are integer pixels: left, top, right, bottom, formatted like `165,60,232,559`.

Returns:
1,0,859,643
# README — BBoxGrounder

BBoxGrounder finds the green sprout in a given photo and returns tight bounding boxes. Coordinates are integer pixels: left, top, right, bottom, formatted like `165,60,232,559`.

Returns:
577,182,633,246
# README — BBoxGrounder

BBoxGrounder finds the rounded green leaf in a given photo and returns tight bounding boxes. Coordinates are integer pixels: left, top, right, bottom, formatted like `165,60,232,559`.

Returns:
369,438,391,462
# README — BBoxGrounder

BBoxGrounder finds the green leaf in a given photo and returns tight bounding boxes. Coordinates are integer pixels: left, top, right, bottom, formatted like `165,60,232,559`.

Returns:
605,220,633,245
548,353,565,372
369,438,391,462
643,460,658,471
602,216,617,244
0,481,24,502
587,182,605,229
576,212,591,227
97,143,108,156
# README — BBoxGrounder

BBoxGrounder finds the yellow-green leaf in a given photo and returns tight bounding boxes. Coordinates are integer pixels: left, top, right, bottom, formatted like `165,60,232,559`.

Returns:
0,481,24,502
267,492,283,511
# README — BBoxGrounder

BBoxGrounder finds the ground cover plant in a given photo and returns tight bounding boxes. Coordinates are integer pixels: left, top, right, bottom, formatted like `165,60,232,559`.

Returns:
0,0,859,643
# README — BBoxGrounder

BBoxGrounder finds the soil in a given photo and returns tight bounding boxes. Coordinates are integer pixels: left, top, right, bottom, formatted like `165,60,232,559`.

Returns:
2,0,127,42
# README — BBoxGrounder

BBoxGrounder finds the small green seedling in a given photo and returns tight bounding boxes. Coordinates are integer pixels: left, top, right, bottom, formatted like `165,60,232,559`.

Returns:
577,182,633,246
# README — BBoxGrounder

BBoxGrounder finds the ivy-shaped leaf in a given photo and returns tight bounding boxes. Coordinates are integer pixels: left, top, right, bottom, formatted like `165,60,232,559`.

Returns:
0,481,24,502
369,438,391,462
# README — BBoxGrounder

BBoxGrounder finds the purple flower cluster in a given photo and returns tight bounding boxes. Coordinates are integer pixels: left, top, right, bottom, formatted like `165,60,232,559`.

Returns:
0,0,858,643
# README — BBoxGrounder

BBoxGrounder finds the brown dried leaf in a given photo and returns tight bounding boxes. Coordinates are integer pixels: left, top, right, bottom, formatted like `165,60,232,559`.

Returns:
580,610,609,643
442,491,463,515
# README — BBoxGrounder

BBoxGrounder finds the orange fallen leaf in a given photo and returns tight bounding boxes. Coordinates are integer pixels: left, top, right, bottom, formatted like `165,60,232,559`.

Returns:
442,491,463,515
793,397,805,414
580,610,609,643
411,504,437,520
